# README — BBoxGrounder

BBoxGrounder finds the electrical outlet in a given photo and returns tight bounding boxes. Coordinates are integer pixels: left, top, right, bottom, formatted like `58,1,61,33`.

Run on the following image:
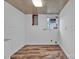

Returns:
50,40,52,42
55,41,58,44
49,40,53,44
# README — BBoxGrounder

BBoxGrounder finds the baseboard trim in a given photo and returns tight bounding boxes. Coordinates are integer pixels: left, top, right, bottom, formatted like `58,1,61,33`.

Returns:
59,43,71,59
26,43,58,45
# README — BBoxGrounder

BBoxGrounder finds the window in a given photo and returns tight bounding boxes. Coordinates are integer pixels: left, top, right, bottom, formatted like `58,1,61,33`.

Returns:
47,18,58,30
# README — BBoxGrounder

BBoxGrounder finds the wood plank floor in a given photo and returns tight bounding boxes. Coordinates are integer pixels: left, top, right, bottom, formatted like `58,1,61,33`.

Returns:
11,45,68,59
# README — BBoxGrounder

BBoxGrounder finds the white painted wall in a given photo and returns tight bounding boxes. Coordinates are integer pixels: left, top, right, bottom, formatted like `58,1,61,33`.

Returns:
59,0,75,59
25,14,60,45
4,1,60,59
4,1,26,59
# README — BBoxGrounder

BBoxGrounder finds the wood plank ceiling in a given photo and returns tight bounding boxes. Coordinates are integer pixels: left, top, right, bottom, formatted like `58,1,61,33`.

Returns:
5,0,68,14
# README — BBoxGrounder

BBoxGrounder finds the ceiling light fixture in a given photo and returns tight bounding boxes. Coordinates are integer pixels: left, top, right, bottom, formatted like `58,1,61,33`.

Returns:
32,0,43,7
